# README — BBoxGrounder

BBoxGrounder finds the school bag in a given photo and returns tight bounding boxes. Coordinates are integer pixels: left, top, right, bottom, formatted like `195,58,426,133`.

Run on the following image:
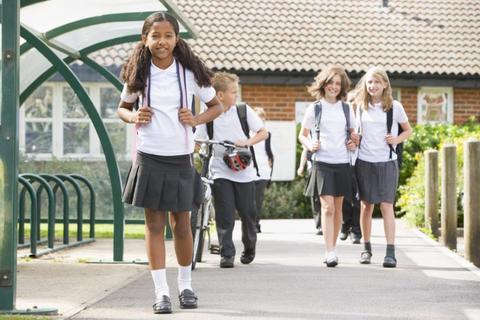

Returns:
206,103,260,176
386,108,404,169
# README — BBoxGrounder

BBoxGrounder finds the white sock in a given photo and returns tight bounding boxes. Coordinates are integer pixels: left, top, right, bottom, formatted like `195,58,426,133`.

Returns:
151,269,169,300
177,264,193,292
326,251,337,261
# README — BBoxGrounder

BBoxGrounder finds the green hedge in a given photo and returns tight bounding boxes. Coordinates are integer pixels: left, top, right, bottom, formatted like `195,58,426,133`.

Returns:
398,118,480,228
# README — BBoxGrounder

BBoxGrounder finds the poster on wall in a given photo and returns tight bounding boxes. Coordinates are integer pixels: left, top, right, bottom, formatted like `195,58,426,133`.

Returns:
417,87,454,124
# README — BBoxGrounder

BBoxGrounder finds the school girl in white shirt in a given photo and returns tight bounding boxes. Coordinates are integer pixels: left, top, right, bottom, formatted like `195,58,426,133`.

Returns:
351,67,412,268
117,12,222,314
299,65,357,267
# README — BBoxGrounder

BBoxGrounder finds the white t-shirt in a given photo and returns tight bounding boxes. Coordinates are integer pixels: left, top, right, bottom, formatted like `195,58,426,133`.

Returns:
357,100,409,163
301,99,356,164
120,59,216,156
253,133,272,180
194,104,264,182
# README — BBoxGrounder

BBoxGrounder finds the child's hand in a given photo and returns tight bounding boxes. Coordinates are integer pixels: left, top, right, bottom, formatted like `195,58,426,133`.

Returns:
234,139,250,148
135,106,153,125
310,140,320,152
346,139,356,151
385,134,399,145
351,132,361,145
179,108,197,127
297,167,304,177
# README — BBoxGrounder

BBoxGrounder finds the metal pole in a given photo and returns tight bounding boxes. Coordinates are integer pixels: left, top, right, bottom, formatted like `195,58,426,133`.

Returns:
464,140,480,266
0,0,20,310
440,144,457,250
424,150,439,237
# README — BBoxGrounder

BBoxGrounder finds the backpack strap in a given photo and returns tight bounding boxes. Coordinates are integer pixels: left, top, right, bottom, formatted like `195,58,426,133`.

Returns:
341,102,351,142
236,103,259,177
386,107,396,160
314,101,322,141
206,121,214,140
176,61,194,139
265,132,274,163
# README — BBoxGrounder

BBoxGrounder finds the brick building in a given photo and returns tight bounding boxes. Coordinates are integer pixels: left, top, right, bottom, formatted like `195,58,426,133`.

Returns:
21,0,480,180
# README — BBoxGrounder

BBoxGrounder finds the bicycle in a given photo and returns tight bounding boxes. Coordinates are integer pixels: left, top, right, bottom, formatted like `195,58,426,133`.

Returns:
191,139,237,269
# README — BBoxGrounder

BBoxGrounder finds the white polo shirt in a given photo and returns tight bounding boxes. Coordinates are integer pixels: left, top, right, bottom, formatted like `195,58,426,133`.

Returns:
194,104,264,183
357,100,409,163
302,99,356,164
120,59,216,156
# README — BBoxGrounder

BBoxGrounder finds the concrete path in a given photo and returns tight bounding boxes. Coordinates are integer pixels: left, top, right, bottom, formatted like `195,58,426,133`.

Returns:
69,219,480,320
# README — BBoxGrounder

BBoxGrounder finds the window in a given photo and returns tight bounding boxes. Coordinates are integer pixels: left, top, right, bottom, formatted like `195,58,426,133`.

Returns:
20,82,131,160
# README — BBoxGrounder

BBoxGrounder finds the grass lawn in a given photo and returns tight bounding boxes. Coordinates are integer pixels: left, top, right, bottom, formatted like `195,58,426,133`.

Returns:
20,223,146,240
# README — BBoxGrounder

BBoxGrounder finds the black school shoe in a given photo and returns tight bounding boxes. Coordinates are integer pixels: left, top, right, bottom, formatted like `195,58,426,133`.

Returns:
220,256,234,268
383,256,397,268
240,251,255,264
179,289,198,309
350,232,362,244
153,295,172,314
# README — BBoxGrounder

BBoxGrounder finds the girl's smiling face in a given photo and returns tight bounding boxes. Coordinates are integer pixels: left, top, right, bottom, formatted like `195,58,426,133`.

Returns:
324,74,342,101
366,73,387,100
143,21,178,67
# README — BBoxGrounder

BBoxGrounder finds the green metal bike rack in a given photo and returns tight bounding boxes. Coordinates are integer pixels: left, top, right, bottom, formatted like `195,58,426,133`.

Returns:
55,174,84,242
18,177,39,256
70,174,96,239
40,174,70,245
21,174,56,250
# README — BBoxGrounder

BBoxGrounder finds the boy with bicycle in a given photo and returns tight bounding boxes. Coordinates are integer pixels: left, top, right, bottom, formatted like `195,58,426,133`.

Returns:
194,72,268,268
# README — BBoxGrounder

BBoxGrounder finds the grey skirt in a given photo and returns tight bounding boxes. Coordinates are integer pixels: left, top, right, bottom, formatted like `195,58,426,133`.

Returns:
355,159,398,204
304,161,353,200
122,151,197,212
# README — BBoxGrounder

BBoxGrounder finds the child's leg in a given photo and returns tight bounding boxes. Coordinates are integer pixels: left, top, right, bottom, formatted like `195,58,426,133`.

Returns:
234,181,257,255
145,209,169,300
379,202,396,245
170,211,193,265
360,201,374,243
211,179,237,258
333,196,344,247
145,209,167,269
170,211,194,293
320,195,336,253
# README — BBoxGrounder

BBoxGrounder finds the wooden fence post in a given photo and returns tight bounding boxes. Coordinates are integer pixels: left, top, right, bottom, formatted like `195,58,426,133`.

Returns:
425,150,439,237
464,140,480,266
441,144,457,250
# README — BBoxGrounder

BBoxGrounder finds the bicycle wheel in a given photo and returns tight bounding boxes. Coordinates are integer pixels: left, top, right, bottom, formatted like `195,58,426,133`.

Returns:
191,204,205,270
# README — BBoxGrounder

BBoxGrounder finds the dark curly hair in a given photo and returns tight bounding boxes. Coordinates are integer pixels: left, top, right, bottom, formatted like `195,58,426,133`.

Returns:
121,12,213,94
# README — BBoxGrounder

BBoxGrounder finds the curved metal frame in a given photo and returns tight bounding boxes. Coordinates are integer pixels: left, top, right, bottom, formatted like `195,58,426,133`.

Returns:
70,174,96,239
21,26,125,259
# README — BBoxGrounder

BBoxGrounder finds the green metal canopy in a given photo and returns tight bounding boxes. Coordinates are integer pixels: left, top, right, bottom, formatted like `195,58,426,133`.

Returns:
1,0,198,312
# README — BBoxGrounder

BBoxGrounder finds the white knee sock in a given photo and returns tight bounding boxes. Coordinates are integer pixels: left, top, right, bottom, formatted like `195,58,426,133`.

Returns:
151,269,169,300
177,264,193,292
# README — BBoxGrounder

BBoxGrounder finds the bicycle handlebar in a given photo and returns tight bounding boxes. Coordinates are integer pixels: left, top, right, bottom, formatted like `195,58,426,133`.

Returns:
194,138,237,149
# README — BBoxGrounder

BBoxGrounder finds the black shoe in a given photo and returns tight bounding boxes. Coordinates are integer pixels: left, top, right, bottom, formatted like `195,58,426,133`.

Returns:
179,289,198,309
220,256,234,268
240,251,255,264
383,256,397,268
359,251,372,264
339,231,348,241
153,295,172,314
255,224,261,233
350,232,361,244
316,228,323,236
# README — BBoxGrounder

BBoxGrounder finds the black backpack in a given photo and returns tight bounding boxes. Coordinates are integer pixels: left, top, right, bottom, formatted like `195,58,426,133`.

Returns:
386,108,404,169
206,103,260,176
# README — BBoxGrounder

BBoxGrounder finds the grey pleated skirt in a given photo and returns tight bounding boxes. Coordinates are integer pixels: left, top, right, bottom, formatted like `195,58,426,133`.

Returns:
304,161,353,200
122,151,196,212
355,159,398,204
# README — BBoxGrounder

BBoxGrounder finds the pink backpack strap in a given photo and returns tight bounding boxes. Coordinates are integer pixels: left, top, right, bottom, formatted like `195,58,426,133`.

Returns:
131,73,150,164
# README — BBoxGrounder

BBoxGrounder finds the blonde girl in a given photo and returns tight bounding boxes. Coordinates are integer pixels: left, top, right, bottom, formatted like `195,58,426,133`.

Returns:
352,67,412,268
